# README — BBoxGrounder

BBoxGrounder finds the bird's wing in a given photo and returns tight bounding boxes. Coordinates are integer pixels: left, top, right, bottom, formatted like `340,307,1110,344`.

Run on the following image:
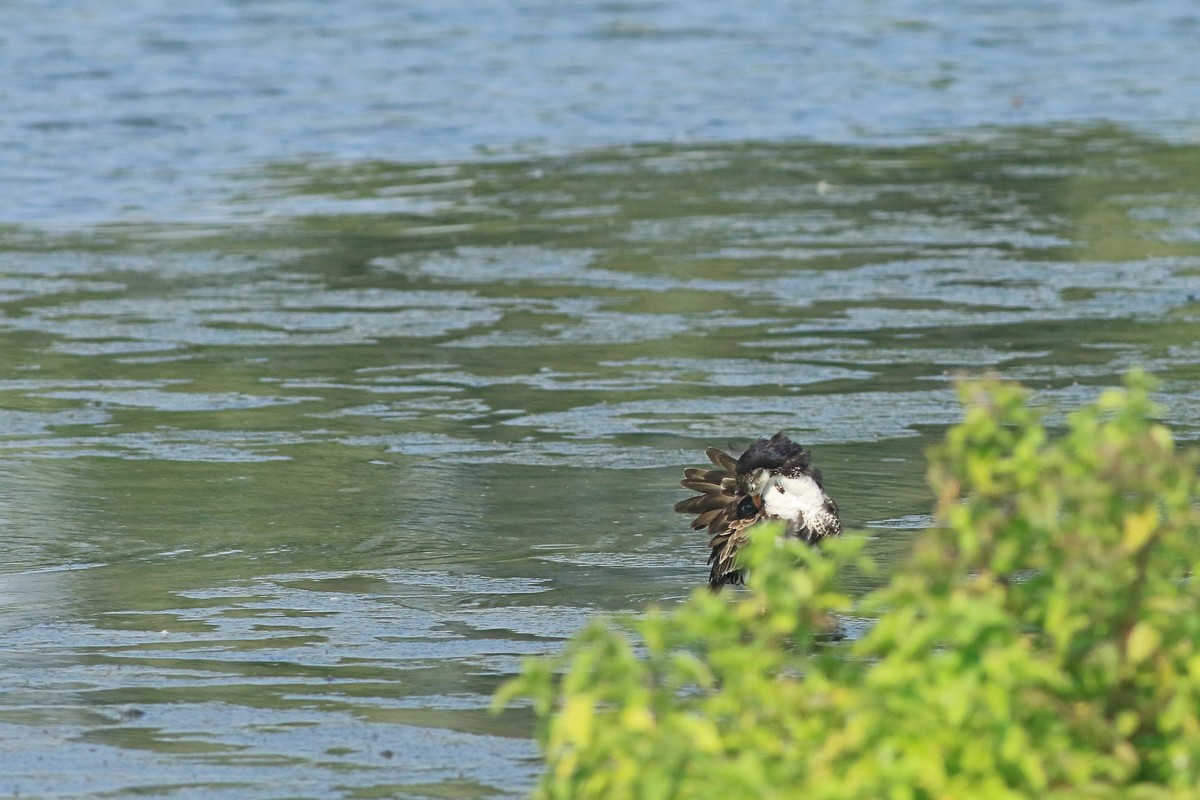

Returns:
674,447,759,587
706,516,758,587
673,447,738,533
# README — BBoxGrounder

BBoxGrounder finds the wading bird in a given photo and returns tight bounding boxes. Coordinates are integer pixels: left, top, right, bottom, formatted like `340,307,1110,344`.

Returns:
675,432,841,589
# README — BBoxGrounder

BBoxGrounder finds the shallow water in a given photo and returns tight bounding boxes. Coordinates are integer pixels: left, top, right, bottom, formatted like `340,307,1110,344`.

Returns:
3,2,1200,798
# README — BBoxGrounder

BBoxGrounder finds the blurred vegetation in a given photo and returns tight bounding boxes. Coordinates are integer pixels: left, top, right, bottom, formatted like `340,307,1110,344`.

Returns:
496,372,1200,798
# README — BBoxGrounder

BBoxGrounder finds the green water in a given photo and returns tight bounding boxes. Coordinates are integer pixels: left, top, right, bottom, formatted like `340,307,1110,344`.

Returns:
1,128,1198,797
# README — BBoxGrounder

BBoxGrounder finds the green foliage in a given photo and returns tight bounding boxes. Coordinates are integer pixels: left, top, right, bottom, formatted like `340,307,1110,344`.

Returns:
495,372,1200,799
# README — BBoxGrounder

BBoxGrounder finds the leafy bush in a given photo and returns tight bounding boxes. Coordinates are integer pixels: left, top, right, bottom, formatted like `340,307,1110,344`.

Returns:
495,373,1200,799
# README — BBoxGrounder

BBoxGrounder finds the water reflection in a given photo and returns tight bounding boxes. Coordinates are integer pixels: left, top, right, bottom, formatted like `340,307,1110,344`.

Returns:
1,129,1198,797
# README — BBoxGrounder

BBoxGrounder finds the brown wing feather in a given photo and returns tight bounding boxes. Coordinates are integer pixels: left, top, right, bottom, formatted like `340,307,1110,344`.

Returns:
676,447,756,587
674,447,738,531
706,515,761,587
705,447,738,473
690,507,724,531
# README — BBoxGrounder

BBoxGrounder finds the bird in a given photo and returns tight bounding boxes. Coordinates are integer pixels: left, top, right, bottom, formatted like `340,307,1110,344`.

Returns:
674,432,842,589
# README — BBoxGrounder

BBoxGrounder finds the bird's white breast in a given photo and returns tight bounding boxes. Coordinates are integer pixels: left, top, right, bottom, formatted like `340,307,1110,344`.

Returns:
761,472,827,522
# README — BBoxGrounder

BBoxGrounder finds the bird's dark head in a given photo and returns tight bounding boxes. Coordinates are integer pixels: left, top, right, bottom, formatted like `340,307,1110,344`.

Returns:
734,432,816,494
735,432,809,475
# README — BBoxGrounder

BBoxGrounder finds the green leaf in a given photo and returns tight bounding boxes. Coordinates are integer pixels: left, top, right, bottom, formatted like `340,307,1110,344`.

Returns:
1126,621,1162,666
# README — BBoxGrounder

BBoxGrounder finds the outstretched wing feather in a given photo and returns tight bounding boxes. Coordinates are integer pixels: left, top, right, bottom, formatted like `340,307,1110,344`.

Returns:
691,507,724,530
680,479,721,493
675,449,738,529
683,467,727,484
677,447,752,582
705,447,738,472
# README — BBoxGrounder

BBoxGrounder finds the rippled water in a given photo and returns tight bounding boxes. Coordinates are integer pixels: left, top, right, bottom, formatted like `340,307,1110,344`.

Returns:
2,1,1200,798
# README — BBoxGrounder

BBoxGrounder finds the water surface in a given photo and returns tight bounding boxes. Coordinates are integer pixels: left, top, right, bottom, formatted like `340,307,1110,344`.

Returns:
3,128,1199,798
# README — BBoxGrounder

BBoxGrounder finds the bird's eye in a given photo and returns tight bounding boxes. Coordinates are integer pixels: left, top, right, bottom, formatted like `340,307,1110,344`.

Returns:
735,495,758,519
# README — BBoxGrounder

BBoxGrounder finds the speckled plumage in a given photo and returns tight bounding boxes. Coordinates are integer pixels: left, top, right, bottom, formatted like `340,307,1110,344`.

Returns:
674,432,841,589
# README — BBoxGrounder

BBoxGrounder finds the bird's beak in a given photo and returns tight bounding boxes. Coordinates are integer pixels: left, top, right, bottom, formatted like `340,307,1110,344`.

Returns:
751,493,764,510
